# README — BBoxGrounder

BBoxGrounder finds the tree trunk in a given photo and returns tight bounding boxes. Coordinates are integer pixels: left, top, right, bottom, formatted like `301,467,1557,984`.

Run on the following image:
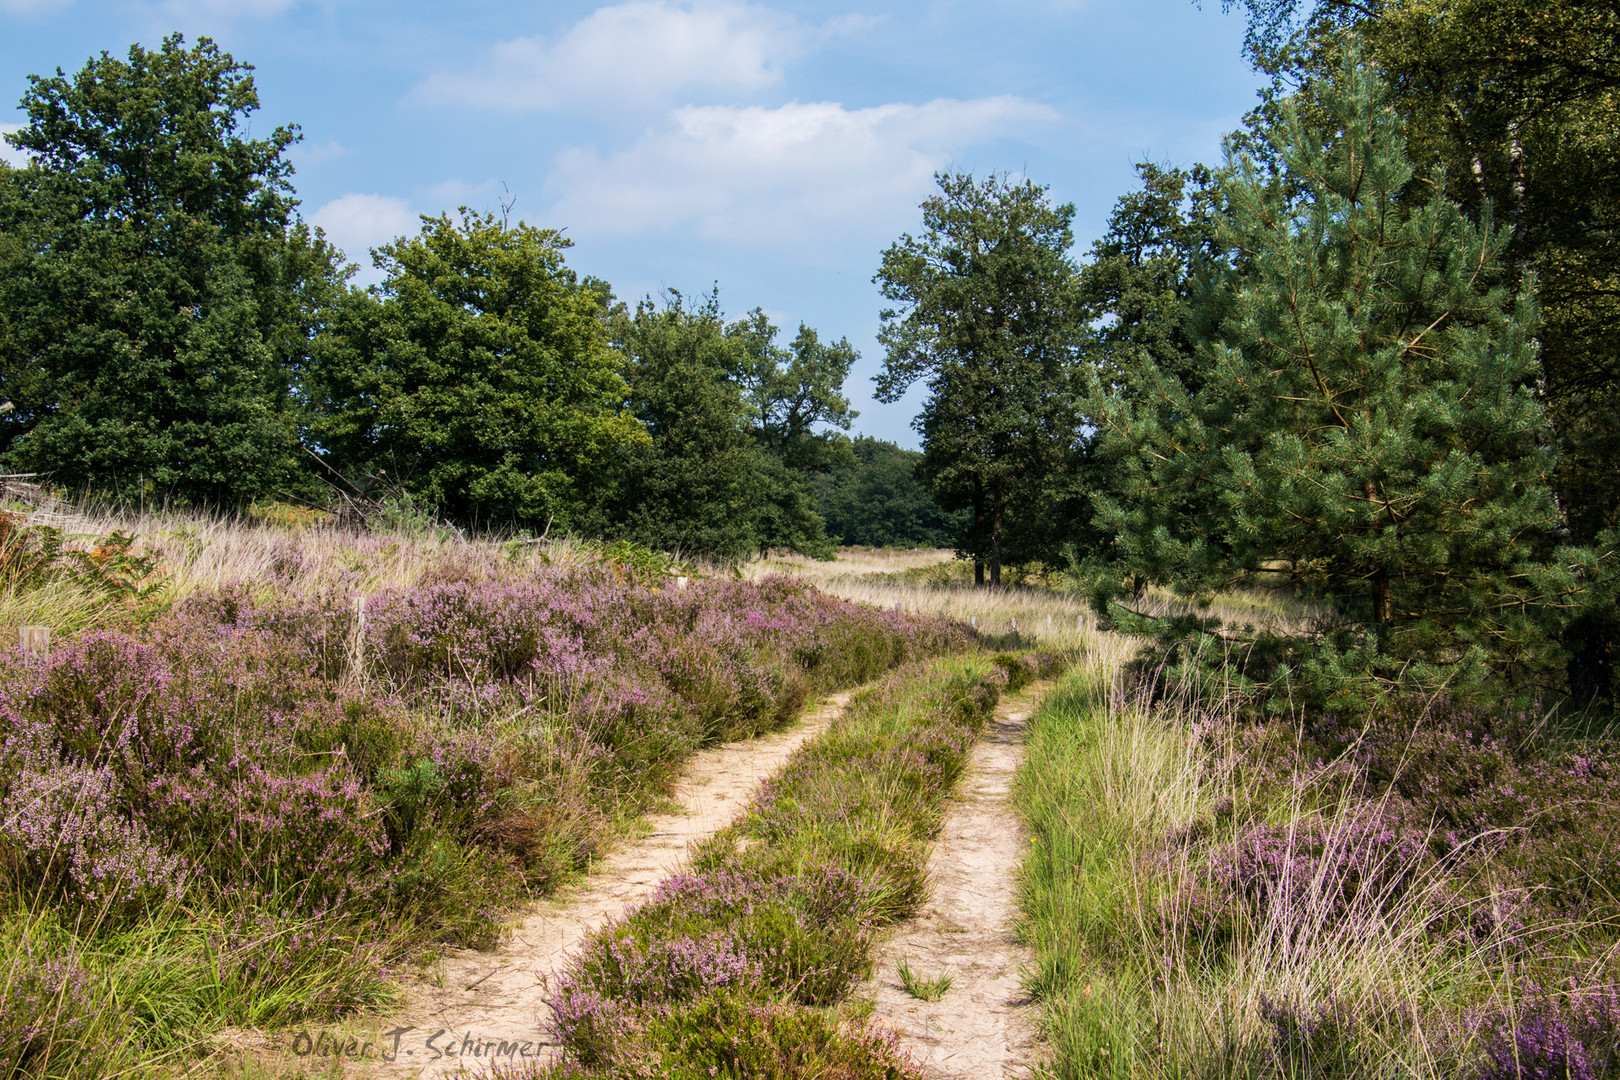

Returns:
973,481,986,587
1372,568,1391,630
1366,479,1393,632
989,486,1004,588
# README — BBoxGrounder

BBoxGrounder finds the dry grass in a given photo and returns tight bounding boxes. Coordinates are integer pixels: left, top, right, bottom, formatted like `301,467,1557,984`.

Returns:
0,503,619,635
1016,641,1556,1080
3,507,1308,657
745,547,1314,664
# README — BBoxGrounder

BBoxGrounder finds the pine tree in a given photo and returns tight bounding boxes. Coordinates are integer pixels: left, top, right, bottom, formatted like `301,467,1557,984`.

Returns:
1094,54,1574,699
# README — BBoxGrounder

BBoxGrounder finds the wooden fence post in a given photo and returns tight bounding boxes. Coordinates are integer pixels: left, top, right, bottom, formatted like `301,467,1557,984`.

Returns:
19,625,49,656
350,596,367,680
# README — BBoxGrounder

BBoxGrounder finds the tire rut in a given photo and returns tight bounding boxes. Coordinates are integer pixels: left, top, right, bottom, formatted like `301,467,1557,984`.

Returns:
862,683,1047,1079
233,691,852,1076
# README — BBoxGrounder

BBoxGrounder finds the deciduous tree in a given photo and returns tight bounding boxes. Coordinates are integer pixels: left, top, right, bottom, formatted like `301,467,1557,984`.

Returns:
875,173,1082,586
305,210,644,529
599,290,835,560
0,35,344,504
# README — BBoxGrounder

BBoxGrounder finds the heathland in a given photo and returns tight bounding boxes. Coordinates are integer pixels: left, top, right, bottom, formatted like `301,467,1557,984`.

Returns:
0,508,987,1076
5,4,1620,1077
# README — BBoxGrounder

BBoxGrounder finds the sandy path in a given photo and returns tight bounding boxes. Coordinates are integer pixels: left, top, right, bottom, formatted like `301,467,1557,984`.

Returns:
863,685,1046,1080
255,692,851,1076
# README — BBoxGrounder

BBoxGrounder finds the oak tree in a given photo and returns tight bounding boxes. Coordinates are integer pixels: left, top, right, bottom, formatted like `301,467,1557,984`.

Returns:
875,173,1082,586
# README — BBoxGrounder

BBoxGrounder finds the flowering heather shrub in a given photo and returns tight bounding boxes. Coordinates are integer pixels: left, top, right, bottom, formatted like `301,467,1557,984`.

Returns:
1472,983,1620,1080
0,562,969,1065
143,761,391,912
509,993,925,1080
1176,807,1432,955
553,865,875,1027
0,763,184,915
1173,691,1620,964
0,939,101,1074
536,993,925,1080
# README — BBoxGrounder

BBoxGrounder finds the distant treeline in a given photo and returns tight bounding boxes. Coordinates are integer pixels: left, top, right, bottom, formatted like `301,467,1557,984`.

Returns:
7,9,1620,708
0,35,956,559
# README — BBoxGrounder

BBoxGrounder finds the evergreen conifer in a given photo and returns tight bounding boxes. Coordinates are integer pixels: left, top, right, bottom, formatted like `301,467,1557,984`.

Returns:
1094,54,1575,701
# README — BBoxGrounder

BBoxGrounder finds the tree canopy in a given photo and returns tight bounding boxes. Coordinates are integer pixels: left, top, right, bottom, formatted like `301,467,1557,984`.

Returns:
0,34,343,505
1208,0,1620,705
304,209,644,530
875,173,1083,585
597,290,836,561
1093,53,1573,701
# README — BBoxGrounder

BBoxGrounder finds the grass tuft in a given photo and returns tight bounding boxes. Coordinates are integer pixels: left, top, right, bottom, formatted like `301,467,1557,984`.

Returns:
895,957,952,1002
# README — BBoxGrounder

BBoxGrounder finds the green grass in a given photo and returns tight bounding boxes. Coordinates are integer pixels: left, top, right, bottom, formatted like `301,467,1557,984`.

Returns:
895,957,952,1002
1012,655,1620,1080
1012,668,1208,1079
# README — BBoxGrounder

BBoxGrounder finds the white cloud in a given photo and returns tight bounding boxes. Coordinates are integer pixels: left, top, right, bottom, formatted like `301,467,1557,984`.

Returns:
0,124,30,168
542,96,1060,245
310,193,419,267
288,137,349,169
417,0,806,112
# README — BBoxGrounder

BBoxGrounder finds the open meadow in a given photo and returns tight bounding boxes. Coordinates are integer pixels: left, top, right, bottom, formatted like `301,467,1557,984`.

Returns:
0,511,989,1077
2,515,1616,1079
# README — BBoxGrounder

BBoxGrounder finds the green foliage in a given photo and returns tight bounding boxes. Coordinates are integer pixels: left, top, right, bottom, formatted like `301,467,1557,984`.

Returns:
730,307,861,473
597,538,684,586
1068,164,1226,588
0,513,168,615
1093,55,1574,703
544,993,925,1080
876,173,1083,585
1213,0,1620,706
814,436,965,548
304,209,645,530
0,35,346,506
600,290,836,560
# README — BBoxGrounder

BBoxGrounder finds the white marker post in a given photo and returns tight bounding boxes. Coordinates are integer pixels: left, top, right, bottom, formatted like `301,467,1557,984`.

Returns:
19,625,49,656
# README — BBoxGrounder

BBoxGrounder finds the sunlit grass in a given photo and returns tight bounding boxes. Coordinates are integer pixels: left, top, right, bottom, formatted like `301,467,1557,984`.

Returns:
896,957,953,1002
1013,644,1612,1080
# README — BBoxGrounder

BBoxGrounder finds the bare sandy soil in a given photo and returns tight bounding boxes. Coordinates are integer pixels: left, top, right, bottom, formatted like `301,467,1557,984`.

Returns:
224,692,850,1076
862,686,1046,1079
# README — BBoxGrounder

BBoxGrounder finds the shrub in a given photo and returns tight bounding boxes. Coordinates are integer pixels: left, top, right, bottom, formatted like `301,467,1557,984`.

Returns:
0,561,976,1064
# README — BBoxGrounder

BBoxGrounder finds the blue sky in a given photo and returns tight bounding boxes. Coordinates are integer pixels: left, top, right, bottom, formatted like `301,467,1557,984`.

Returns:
0,0,1264,446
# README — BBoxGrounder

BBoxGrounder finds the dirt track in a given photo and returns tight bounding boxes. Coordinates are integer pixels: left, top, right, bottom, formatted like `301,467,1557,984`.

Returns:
227,682,1048,1077
229,692,850,1076
863,685,1045,1079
